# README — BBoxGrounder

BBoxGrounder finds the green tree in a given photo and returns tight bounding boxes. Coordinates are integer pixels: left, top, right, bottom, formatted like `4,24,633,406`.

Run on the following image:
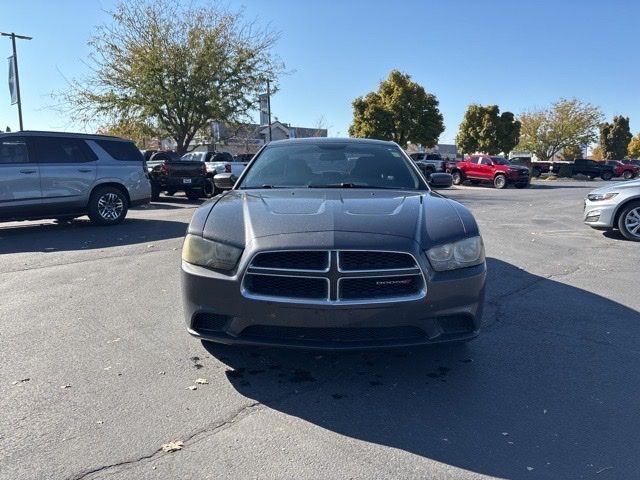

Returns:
96,117,159,149
349,70,444,147
516,98,603,161
560,144,584,160
497,111,521,157
599,115,632,159
58,0,284,155
628,133,640,158
456,104,520,155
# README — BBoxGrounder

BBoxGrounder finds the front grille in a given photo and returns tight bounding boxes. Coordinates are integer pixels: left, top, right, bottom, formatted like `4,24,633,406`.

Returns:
338,251,417,271
339,275,423,300
240,325,426,343
251,251,329,271
243,274,328,300
242,250,425,304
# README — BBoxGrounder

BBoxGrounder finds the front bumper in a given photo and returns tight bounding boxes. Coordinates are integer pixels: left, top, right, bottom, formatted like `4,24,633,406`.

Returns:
583,199,618,228
182,237,486,349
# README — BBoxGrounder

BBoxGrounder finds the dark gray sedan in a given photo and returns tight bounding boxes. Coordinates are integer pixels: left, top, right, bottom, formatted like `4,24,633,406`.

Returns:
181,138,486,349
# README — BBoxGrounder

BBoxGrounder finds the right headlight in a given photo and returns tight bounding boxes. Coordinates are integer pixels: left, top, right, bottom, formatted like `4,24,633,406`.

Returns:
182,234,243,271
426,236,485,272
587,192,618,201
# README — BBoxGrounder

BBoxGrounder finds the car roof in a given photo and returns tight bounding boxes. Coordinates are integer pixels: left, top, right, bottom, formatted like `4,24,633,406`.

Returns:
0,130,129,142
267,137,396,147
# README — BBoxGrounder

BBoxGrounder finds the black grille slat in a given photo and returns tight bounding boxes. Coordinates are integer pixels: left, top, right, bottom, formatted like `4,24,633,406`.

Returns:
339,251,417,271
251,251,328,271
244,274,327,300
339,275,423,300
240,325,426,343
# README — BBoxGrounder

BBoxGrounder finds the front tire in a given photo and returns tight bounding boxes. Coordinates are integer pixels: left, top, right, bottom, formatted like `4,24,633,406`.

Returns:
451,170,463,185
618,201,640,241
601,172,613,181
493,174,507,189
88,186,129,226
186,190,201,201
623,171,633,180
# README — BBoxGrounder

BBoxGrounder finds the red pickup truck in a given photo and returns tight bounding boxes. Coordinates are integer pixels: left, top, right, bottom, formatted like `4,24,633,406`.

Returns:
450,155,530,189
605,160,639,180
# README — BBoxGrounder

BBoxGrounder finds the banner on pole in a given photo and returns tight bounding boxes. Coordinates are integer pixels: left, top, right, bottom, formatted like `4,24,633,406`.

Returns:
8,56,17,105
259,94,269,126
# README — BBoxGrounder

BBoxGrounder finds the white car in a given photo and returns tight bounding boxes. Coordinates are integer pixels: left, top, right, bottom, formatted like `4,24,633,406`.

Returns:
584,179,640,241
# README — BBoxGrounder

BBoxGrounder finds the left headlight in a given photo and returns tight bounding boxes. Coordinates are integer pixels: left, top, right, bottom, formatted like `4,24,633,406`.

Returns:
426,236,485,272
182,234,243,271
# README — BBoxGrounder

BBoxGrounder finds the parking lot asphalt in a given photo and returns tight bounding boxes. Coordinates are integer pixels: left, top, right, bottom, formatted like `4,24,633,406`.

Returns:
1,179,639,480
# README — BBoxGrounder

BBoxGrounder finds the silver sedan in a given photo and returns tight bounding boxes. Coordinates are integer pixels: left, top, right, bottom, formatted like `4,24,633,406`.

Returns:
584,179,640,241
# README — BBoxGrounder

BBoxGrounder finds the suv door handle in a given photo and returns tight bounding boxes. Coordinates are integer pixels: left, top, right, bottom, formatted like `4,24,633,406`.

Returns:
19,169,37,174
78,168,92,173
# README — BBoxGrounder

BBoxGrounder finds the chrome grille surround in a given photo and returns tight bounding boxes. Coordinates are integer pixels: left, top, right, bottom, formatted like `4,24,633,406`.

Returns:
241,250,426,305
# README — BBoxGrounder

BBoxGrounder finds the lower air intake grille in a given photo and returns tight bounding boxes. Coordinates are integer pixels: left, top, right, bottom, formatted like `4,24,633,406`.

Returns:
240,325,426,343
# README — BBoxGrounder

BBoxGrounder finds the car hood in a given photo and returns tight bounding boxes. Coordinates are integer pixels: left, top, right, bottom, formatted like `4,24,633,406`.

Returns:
588,179,640,195
190,189,479,249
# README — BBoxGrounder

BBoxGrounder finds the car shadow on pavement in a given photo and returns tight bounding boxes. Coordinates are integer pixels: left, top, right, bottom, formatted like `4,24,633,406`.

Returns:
203,257,640,479
0,218,188,254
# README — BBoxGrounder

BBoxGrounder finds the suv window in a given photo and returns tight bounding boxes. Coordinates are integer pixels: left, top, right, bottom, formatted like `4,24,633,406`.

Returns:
33,136,97,163
480,158,492,165
0,137,30,164
95,139,143,162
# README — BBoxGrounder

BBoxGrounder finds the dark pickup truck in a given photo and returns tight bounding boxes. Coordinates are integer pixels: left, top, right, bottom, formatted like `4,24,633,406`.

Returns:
552,158,615,180
148,153,212,201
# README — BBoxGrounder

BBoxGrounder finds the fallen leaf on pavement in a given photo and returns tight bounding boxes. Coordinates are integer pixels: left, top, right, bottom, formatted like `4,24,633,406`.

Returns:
186,386,197,391
195,378,208,385
161,441,183,452
12,378,30,385
60,384,71,389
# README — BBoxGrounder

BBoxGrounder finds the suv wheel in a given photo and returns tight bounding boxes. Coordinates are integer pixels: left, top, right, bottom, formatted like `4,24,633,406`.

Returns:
451,171,463,185
88,186,129,225
601,172,613,181
618,201,640,241
623,170,633,180
493,174,507,189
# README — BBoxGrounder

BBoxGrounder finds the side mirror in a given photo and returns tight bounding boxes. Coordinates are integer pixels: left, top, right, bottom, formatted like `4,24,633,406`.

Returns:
213,172,237,190
429,173,453,189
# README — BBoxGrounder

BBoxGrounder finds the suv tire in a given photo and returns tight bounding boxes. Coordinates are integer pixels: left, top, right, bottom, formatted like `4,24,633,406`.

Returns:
617,201,640,241
88,186,129,226
151,182,161,201
601,172,613,181
451,171,464,185
493,174,507,189
623,170,633,180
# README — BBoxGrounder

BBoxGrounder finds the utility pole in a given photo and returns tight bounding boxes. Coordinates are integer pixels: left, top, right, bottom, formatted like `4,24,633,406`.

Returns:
1,32,32,131
266,79,272,142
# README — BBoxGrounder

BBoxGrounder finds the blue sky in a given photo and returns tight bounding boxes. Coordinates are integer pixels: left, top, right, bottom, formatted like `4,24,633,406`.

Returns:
2,0,639,144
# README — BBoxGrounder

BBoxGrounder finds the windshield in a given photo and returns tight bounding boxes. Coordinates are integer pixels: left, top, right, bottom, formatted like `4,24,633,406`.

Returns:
238,142,426,190
491,156,511,165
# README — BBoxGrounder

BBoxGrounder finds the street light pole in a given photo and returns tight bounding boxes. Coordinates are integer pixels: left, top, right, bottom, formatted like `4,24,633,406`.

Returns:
1,32,32,131
266,79,272,142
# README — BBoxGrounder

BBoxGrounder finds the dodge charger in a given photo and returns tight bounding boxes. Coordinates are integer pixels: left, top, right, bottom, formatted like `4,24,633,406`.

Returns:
182,138,486,348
